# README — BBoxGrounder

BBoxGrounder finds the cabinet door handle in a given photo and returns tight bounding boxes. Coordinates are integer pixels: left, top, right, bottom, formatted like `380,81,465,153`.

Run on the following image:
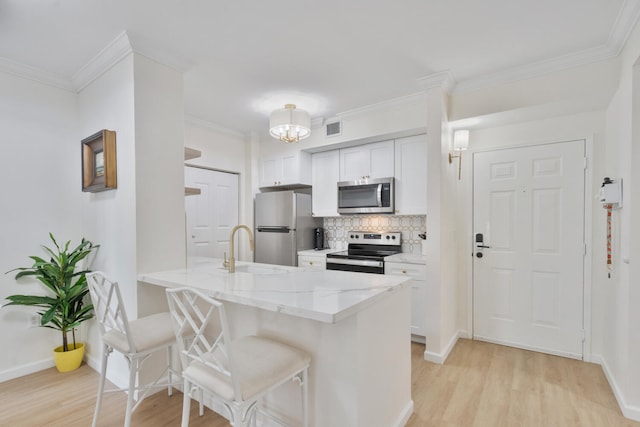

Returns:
309,261,314,265
402,269,407,274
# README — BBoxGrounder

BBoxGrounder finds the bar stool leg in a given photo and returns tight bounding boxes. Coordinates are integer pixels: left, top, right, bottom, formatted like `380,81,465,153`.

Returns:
92,345,110,427
124,357,138,427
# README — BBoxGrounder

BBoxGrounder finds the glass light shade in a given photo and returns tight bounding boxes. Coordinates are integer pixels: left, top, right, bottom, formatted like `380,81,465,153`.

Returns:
453,130,469,151
269,104,311,143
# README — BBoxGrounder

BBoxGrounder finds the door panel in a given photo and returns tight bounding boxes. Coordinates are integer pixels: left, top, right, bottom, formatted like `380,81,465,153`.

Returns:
185,166,239,260
473,140,585,359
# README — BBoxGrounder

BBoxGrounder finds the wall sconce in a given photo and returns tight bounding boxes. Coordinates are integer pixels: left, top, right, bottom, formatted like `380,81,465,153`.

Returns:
449,130,469,180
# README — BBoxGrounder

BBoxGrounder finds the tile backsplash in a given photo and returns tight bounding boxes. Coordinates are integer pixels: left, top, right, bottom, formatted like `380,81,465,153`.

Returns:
323,215,426,254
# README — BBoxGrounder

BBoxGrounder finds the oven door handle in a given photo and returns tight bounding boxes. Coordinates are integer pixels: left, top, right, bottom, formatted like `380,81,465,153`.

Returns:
326,258,384,268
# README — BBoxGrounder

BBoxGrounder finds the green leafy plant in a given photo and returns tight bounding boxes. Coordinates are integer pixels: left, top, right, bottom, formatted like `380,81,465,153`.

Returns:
4,233,97,352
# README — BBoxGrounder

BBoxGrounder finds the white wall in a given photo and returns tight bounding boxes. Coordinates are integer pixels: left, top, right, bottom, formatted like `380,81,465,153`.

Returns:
76,52,138,385
450,57,620,125
598,13,640,419
0,72,82,380
78,53,137,320
133,54,185,277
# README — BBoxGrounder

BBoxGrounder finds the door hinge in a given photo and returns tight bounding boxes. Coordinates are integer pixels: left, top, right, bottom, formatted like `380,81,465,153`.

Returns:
584,243,587,257
581,329,586,342
584,157,588,169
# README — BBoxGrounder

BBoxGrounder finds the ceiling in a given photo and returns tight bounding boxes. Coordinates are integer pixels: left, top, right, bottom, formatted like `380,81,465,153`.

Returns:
1,0,637,137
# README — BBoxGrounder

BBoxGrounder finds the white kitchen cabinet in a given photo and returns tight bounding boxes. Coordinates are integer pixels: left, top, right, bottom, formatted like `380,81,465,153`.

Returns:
311,150,340,217
298,253,327,270
385,261,427,340
394,134,427,215
259,151,311,188
339,140,395,181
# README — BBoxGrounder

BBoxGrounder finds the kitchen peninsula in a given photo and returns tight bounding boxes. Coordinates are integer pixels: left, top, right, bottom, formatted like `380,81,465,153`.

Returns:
138,258,413,427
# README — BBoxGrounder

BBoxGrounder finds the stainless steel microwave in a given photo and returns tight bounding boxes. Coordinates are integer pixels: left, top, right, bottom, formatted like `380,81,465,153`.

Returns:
337,177,394,214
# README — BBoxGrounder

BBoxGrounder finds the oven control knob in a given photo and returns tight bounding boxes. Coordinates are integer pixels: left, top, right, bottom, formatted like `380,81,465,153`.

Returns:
355,235,359,239
386,235,390,239
392,235,396,240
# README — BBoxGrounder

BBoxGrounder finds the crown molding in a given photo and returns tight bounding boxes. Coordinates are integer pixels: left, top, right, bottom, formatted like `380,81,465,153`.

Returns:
454,1,640,95
417,70,456,94
336,91,427,119
609,0,640,55
0,57,74,92
72,31,133,92
127,35,194,73
185,114,245,138
454,44,617,94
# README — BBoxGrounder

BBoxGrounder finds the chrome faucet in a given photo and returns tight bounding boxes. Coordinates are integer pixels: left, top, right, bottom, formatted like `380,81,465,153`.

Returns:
223,224,255,273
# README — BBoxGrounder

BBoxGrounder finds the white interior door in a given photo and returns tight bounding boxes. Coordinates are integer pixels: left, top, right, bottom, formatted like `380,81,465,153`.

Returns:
473,140,585,359
185,166,239,259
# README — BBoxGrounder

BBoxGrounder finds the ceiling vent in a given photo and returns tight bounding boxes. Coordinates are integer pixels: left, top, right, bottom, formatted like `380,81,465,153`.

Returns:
325,121,341,137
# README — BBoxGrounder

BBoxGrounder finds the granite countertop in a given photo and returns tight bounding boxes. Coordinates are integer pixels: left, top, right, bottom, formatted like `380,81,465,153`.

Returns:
138,258,410,324
385,253,427,265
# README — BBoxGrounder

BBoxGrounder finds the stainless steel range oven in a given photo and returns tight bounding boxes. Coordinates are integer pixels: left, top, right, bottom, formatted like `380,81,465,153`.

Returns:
326,231,401,274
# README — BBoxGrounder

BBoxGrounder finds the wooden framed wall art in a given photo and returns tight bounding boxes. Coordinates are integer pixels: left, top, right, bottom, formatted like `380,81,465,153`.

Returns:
82,129,117,192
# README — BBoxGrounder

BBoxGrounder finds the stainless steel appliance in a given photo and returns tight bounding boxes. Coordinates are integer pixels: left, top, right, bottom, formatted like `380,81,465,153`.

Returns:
326,231,401,274
254,191,321,266
337,177,394,214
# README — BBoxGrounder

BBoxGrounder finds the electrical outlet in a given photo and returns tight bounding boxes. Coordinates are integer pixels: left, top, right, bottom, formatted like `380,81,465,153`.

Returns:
28,315,40,328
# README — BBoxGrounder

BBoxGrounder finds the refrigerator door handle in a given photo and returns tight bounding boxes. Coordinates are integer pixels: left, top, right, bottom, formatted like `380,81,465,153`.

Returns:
257,226,291,233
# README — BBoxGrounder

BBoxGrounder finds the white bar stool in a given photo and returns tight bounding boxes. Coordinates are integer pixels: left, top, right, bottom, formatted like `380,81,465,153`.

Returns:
166,286,311,427
87,271,180,427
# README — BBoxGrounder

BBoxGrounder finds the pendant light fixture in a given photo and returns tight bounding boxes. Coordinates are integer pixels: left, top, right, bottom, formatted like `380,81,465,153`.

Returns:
269,104,311,143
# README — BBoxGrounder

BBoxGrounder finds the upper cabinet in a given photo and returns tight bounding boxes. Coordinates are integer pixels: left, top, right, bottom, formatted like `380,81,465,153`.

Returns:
394,135,427,215
259,151,312,188
288,134,427,217
311,150,340,217
339,140,395,181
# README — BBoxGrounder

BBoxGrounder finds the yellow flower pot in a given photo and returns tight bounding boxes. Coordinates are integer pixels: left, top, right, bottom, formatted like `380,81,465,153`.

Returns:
53,343,84,373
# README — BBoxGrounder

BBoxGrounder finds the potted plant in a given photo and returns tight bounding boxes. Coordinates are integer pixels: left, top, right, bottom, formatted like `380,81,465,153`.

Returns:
4,233,97,372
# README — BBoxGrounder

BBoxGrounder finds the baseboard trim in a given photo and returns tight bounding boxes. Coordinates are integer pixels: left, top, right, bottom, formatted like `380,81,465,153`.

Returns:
473,335,582,360
424,330,463,364
394,400,415,427
593,354,640,422
0,357,55,383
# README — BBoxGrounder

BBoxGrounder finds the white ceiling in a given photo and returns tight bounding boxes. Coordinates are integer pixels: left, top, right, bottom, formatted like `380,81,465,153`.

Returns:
1,0,637,136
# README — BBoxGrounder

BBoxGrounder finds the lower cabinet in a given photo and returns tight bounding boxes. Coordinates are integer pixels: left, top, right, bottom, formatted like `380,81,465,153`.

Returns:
298,254,327,270
385,262,427,340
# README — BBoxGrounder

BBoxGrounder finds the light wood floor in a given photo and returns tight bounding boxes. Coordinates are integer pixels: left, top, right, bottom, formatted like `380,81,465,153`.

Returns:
0,339,637,426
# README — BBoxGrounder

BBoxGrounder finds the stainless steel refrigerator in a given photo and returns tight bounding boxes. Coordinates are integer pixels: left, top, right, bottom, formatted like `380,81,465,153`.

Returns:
254,191,321,266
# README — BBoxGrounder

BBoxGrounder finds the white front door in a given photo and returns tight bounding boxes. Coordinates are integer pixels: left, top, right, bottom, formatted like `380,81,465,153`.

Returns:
473,140,585,359
185,166,239,259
